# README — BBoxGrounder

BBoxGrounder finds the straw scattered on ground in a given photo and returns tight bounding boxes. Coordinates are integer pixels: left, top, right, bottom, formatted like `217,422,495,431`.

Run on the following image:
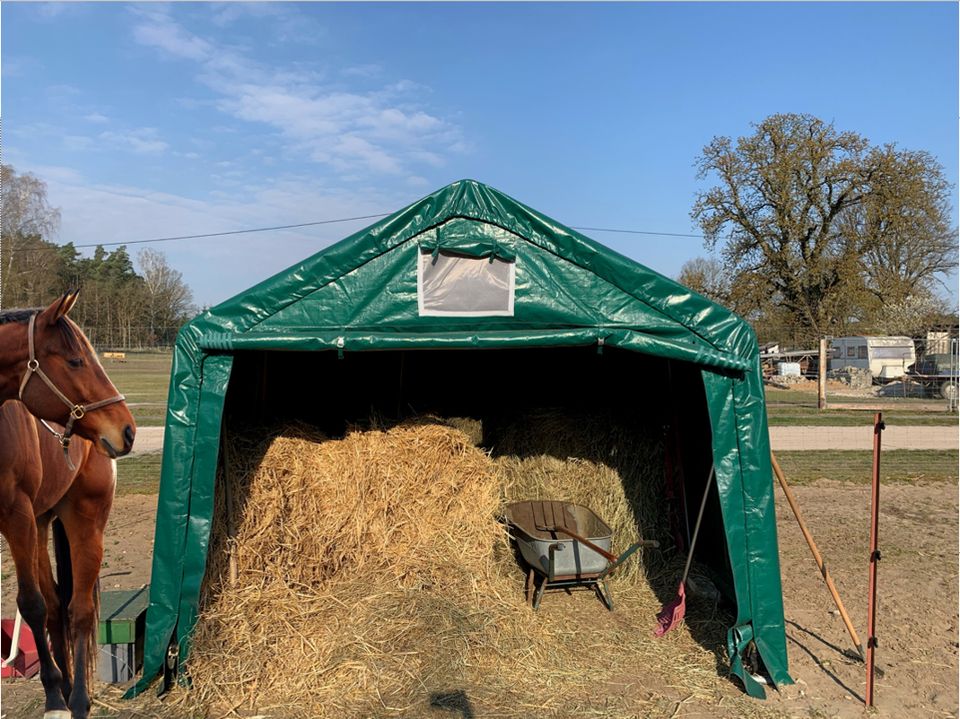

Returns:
172,414,783,719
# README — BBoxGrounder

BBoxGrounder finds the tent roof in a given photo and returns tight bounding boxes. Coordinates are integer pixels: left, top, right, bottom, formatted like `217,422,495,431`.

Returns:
183,179,755,370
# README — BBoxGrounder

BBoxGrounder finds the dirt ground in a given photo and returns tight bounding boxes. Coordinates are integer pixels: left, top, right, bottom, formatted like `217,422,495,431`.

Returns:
2,481,957,718
767,481,958,719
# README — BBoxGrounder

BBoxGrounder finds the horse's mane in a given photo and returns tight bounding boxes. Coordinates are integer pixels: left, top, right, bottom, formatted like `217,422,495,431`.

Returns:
0,307,84,352
0,308,39,325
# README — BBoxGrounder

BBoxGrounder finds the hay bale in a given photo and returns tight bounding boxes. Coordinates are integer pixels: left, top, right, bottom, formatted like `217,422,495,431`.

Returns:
489,409,667,582
186,420,545,717
177,414,758,719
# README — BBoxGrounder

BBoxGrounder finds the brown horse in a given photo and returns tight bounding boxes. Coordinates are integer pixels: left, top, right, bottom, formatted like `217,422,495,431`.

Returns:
0,292,135,719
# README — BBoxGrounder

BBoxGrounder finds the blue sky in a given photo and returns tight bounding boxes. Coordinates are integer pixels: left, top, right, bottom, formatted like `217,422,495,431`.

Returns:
3,2,958,307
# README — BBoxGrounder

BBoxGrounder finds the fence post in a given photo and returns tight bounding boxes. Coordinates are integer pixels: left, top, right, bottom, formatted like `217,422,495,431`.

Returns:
865,411,884,707
818,338,827,410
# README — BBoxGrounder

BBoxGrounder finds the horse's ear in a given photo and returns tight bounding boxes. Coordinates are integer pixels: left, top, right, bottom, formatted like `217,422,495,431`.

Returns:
61,289,80,317
39,290,79,324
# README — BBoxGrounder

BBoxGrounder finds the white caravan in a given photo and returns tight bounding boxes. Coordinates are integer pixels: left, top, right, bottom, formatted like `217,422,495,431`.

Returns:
828,336,916,381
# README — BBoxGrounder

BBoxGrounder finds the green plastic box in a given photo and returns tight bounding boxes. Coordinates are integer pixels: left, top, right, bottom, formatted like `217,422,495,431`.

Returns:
97,586,149,683
98,587,149,645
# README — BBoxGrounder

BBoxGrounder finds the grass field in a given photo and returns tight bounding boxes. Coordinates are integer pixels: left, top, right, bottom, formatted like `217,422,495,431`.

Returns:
774,449,959,485
101,351,172,427
765,387,958,426
116,453,163,495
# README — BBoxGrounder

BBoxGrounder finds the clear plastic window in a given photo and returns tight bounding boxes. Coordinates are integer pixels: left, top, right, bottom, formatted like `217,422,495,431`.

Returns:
417,250,515,317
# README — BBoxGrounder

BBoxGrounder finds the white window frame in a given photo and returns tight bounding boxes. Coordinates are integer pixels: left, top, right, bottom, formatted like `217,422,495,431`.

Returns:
416,249,516,317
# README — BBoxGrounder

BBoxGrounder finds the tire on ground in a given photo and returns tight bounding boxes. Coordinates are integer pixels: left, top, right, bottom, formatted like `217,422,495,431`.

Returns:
939,380,958,402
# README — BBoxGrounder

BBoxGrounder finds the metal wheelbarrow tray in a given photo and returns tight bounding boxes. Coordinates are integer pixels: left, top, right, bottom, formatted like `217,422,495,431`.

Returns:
503,500,627,610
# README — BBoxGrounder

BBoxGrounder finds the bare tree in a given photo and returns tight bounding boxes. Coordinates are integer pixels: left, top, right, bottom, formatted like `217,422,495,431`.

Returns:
677,256,730,304
1,164,62,307
138,248,193,345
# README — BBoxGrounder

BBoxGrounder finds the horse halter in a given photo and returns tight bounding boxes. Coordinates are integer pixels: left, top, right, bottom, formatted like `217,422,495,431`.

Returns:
18,312,126,467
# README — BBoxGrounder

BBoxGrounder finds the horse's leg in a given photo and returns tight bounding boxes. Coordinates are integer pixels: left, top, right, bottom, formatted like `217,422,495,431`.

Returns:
3,497,69,714
56,468,113,719
37,514,73,704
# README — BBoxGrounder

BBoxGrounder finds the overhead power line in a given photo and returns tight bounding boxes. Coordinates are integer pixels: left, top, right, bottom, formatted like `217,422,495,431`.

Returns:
59,213,393,250
572,226,708,239
14,213,716,254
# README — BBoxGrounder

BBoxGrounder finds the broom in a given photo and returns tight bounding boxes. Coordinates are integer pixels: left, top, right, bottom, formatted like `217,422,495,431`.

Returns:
655,465,715,636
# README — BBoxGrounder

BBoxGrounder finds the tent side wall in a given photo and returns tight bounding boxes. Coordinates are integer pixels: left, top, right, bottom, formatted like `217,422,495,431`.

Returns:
702,368,790,697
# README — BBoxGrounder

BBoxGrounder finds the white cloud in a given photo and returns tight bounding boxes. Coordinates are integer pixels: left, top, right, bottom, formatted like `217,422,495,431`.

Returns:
63,135,94,152
206,3,324,44
27,164,85,184
84,112,110,124
209,3,286,27
342,64,383,79
130,8,465,177
132,11,213,61
33,3,87,21
99,128,169,155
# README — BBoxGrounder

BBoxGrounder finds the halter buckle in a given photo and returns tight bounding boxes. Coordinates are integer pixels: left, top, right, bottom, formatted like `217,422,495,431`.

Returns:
70,405,86,420
26,358,39,372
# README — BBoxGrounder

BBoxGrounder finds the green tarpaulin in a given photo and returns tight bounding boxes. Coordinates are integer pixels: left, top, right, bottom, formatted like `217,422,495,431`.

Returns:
128,179,792,699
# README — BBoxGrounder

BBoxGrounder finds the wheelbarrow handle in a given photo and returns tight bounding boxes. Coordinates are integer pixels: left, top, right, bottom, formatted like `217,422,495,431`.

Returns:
541,526,619,563
598,539,659,581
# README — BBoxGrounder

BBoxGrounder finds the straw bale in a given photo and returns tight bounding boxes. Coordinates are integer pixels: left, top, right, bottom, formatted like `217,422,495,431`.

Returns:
176,414,775,719
488,409,667,583
186,420,539,717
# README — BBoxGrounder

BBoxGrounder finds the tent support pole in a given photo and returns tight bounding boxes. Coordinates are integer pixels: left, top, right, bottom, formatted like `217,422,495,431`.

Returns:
770,451,864,661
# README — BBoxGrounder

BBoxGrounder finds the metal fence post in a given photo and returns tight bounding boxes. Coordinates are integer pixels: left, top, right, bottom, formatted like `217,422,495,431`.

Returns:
818,338,827,410
865,411,884,707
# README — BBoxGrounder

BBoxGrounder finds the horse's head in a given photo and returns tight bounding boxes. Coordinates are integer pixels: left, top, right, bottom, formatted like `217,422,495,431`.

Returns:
19,291,137,458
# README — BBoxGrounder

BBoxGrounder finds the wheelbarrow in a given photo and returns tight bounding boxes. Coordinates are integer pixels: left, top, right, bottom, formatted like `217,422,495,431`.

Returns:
503,500,659,610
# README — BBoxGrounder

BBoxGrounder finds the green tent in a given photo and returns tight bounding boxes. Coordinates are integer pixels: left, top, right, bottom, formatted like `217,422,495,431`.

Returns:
130,179,792,699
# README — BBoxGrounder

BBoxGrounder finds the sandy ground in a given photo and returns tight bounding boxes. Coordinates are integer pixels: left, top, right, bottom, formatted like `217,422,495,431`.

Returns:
2,481,957,718
127,427,163,456
766,481,959,718
769,425,959,450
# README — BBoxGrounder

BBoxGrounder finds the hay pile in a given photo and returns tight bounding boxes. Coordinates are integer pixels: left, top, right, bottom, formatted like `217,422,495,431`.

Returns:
489,409,668,583
178,414,760,719
185,420,540,717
